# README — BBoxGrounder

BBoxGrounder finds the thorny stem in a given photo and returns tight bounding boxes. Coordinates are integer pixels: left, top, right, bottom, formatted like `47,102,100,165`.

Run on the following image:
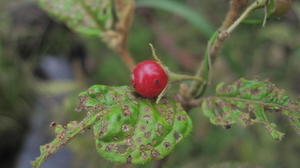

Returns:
187,0,268,98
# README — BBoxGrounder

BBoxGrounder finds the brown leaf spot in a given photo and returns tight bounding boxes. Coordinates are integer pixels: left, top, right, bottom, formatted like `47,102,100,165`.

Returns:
141,151,148,158
146,144,152,150
151,149,160,159
105,144,114,152
45,144,50,149
140,125,147,131
167,119,173,125
123,105,132,117
113,137,119,141
116,144,129,154
143,114,152,120
144,132,151,138
156,130,163,136
49,122,56,128
163,142,171,149
136,137,143,144
140,144,146,151
144,107,150,112
151,140,157,146
96,115,103,120
173,131,182,142
99,129,106,137
97,143,103,149
122,124,130,132
88,89,95,94
126,155,132,164
177,115,186,121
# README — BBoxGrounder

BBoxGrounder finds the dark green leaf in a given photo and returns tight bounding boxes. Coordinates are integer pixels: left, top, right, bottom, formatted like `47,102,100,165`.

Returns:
81,85,192,164
32,85,192,167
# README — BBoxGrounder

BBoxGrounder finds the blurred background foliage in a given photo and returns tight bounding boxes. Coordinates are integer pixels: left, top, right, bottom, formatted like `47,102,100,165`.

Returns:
0,0,300,168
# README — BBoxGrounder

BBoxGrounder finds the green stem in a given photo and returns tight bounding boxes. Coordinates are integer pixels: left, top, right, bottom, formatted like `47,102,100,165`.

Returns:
169,72,205,83
149,43,205,83
155,71,205,104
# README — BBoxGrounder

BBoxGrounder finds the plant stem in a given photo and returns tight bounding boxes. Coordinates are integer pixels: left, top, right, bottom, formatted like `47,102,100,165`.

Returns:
103,0,136,71
227,0,267,33
169,72,204,83
115,46,136,71
220,0,249,30
188,0,268,98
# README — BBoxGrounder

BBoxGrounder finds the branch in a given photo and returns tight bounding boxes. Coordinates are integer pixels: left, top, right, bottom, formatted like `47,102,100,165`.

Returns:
221,0,249,30
102,0,136,71
115,45,136,71
187,0,268,98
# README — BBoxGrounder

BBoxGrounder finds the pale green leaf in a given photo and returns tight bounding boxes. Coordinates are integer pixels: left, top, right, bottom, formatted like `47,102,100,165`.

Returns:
136,0,214,37
201,78,300,140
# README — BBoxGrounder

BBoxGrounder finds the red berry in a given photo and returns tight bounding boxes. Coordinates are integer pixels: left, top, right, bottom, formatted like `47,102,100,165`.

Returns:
132,60,168,98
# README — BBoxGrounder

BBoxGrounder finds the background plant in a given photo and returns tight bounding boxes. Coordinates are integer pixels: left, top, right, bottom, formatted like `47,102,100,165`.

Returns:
1,0,300,168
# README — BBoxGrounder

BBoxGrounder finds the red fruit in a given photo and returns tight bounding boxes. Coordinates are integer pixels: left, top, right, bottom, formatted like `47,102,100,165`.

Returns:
132,60,168,98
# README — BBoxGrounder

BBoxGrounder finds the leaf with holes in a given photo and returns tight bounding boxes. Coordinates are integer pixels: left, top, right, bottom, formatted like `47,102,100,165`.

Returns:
201,78,300,140
32,85,192,167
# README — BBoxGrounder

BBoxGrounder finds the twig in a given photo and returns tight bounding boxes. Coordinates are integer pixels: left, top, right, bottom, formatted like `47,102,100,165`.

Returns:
221,0,249,30
115,46,136,71
187,0,268,98
103,0,136,71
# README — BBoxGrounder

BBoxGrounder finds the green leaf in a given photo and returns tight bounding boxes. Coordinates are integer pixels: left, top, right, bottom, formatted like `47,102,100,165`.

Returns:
32,85,192,167
38,0,114,36
201,78,300,140
242,19,263,25
136,0,214,38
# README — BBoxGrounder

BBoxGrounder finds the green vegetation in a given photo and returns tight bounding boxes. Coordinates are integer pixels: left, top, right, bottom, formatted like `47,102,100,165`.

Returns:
0,0,300,168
